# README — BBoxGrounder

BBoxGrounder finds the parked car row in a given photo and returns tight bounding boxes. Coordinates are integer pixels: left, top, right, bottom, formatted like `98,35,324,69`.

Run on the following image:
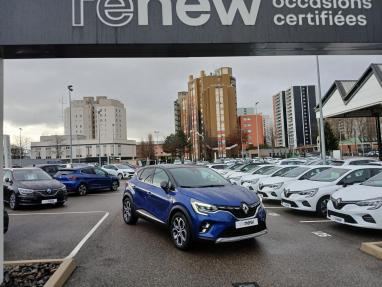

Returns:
214,162,382,229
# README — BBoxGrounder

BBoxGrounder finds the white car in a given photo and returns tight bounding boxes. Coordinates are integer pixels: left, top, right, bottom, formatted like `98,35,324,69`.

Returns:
241,165,299,191
226,164,264,181
328,172,382,229
257,166,331,201
228,165,270,185
278,159,307,166
102,164,136,179
281,166,382,217
205,164,227,172
219,163,247,177
331,158,378,166
101,167,118,177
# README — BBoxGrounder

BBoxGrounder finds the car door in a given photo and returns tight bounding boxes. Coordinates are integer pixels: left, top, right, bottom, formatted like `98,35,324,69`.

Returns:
80,167,98,190
94,167,111,189
147,168,173,222
339,168,377,186
131,167,155,211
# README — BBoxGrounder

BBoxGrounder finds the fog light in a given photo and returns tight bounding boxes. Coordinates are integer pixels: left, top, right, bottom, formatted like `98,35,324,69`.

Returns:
200,222,212,233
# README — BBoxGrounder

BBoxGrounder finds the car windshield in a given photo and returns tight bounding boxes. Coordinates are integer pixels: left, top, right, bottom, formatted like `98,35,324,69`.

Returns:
283,167,310,178
272,166,298,177
253,166,274,175
309,168,350,182
13,169,52,181
361,172,382,187
116,165,130,169
262,166,282,175
170,167,228,188
240,164,258,172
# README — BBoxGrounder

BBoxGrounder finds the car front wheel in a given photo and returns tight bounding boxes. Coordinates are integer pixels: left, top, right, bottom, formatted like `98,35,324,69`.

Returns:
9,192,18,210
111,181,119,192
170,212,192,250
118,173,123,180
78,184,87,196
123,197,138,225
316,196,330,217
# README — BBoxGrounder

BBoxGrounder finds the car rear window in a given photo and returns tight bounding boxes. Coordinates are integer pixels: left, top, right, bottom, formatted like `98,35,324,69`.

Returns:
55,170,75,176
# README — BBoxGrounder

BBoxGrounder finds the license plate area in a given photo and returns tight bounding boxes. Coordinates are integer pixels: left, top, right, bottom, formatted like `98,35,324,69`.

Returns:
42,199,57,204
282,202,292,208
331,215,345,223
235,218,258,229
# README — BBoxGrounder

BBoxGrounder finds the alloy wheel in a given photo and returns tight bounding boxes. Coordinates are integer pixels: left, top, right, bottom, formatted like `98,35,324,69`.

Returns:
172,217,188,248
320,198,329,216
123,199,132,222
9,193,16,209
78,184,87,196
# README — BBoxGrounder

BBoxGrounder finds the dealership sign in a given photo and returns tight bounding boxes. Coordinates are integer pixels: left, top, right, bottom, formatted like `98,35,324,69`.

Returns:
0,0,381,57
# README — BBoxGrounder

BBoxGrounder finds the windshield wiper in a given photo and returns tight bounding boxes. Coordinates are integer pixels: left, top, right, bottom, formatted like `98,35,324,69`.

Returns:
196,184,226,188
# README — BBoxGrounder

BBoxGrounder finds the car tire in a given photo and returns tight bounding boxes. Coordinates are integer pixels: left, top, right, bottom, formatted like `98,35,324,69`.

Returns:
316,196,330,217
77,184,88,196
9,192,18,210
111,181,119,192
122,197,138,225
56,202,65,207
170,212,192,250
118,173,123,180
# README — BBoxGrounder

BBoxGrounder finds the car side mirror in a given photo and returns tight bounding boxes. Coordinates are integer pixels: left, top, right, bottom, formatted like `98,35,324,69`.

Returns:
160,181,170,192
4,178,12,184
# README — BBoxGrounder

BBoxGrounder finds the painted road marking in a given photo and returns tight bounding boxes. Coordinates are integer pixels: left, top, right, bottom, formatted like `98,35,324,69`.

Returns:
264,206,285,209
312,231,332,238
268,212,280,217
9,211,106,216
301,220,332,223
66,211,109,259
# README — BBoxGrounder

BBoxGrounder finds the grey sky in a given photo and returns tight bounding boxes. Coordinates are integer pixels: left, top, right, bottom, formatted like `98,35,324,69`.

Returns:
4,55,382,144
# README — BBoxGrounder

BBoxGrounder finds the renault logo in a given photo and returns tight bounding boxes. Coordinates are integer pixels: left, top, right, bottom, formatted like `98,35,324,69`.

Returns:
47,188,52,194
335,198,342,208
241,203,249,214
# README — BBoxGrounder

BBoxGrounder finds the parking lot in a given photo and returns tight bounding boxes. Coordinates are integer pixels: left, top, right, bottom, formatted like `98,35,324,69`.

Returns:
4,183,382,287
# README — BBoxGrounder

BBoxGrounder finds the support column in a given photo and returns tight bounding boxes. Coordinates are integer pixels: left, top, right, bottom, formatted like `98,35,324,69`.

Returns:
0,57,4,283
375,115,382,161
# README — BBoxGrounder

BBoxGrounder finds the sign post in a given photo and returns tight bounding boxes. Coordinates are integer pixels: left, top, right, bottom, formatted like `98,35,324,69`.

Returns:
0,57,4,284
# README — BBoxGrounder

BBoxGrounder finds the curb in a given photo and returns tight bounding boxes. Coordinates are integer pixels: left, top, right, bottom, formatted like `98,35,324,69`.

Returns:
360,242,382,260
4,258,76,287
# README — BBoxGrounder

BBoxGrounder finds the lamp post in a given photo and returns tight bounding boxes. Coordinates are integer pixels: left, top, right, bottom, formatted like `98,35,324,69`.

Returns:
67,85,74,165
97,108,102,166
255,101,260,159
316,56,326,164
112,123,115,162
154,130,160,164
19,128,22,167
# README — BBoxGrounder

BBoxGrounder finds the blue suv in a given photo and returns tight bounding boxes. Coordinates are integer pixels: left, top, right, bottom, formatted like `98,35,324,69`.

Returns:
123,165,267,250
55,166,119,196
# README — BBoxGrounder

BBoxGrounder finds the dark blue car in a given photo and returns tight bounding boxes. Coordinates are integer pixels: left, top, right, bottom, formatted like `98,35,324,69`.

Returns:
55,166,119,196
123,165,267,250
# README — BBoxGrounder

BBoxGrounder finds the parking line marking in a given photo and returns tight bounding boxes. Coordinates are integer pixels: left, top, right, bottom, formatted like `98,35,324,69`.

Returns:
9,211,106,216
66,211,109,259
268,212,280,217
264,206,285,209
312,231,332,238
300,220,332,223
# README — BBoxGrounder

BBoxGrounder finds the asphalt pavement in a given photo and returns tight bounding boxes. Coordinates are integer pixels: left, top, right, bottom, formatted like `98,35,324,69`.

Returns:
4,186,382,287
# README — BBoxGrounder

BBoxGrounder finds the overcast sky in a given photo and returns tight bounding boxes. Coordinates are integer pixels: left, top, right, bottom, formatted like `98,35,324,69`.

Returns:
4,55,382,144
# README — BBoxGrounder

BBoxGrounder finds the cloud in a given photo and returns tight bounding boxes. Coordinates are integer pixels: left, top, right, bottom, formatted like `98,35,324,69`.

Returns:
4,55,382,144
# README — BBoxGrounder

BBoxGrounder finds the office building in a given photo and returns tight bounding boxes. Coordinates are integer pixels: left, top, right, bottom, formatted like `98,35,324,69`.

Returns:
273,86,318,149
64,96,127,141
177,67,238,160
262,114,273,147
174,92,188,133
238,114,264,151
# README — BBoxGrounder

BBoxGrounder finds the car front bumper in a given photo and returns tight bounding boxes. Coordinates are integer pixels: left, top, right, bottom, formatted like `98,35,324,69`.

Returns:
17,192,67,206
257,187,284,200
327,201,382,230
280,194,317,212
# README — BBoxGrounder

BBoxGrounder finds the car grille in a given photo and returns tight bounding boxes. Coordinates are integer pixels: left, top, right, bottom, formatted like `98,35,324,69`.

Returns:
219,221,267,238
331,199,357,210
328,210,357,224
34,189,60,197
362,214,376,224
217,203,260,219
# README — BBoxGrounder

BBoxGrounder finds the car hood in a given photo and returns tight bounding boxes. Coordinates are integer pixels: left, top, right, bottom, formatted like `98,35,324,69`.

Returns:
332,185,382,201
241,174,267,181
227,171,245,178
260,176,292,185
178,185,259,206
286,180,334,191
17,180,65,190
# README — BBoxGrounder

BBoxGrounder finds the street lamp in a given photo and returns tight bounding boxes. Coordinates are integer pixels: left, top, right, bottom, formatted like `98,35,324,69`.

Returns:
255,101,260,159
154,130,160,164
316,56,327,164
112,123,115,162
19,128,22,167
97,108,102,166
67,85,74,164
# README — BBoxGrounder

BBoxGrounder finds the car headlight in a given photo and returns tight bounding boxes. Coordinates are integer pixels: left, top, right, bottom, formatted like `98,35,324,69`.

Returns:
191,199,218,215
356,198,382,210
230,176,241,181
18,188,34,195
297,188,319,197
59,186,67,192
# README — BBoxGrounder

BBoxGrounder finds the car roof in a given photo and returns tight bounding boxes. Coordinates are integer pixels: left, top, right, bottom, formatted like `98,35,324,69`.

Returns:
5,167,42,171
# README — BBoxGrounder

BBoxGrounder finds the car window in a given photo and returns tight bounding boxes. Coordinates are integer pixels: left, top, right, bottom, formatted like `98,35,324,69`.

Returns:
349,160,372,165
212,165,224,170
43,166,58,174
300,167,330,180
342,169,372,184
95,168,108,176
152,168,170,188
139,168,154,184
272,166,297,177
310,168,350,182
283,167,310,178
13,169,52,181
81,167,96,175
170,167,228,188
371,169,382,177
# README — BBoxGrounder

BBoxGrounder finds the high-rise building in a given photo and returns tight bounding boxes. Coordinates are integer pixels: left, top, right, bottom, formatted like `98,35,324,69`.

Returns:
273,86,318,149
64,96,127,142
174,92,188,133
273,91,288,148
177,67,238,160
262,114,273,147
